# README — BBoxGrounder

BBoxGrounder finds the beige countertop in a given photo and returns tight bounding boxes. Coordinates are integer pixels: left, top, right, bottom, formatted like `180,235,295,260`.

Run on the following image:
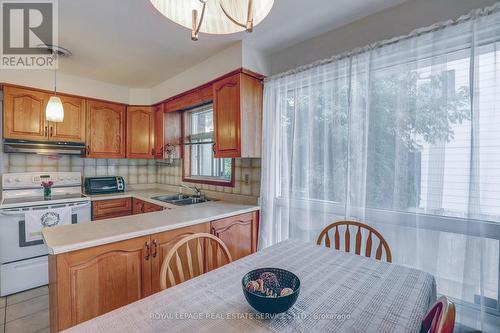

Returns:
42,201,259,255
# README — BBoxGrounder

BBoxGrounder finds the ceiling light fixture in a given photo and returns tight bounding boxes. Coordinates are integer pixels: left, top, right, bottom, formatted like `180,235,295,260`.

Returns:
46,67,64,123
149,0,274,41
39,45,72,123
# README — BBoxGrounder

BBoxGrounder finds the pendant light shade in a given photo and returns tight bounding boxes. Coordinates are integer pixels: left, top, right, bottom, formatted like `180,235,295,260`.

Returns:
46,96,64,122
149,0,274,40
46,53,65,123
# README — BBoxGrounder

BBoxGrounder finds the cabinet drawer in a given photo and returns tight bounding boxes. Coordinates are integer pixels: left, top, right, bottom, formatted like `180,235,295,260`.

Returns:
92,198,132,220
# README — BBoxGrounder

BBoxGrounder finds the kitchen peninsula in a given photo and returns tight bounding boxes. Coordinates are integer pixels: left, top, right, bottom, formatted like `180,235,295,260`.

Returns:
43,193,259,332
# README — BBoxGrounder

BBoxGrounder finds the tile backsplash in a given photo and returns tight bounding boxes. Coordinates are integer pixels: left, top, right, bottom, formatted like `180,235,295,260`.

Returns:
2,154,157,185
157,158,261,197
1,153,261,198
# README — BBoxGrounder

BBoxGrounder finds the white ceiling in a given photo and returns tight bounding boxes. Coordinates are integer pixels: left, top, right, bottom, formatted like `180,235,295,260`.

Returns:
58,0,407,88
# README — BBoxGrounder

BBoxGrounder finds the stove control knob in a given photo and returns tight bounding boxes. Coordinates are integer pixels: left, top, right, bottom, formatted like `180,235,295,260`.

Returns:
72,177,79,181
15,177,22,182
59,177,64,181
7,178,14,183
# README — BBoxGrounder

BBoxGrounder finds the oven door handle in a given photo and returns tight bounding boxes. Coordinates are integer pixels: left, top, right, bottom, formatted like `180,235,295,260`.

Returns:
0,209,26,217
0,201,91,216
71,201,91,211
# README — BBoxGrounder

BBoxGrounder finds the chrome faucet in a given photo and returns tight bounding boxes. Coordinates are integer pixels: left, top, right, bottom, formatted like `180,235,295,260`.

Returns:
179,184,202,197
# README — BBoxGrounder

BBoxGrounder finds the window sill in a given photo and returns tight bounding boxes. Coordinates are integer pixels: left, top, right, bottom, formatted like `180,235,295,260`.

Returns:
182,176,235,187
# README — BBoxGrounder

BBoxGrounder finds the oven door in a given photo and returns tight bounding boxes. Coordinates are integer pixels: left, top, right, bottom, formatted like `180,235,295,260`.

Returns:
0,201,91,263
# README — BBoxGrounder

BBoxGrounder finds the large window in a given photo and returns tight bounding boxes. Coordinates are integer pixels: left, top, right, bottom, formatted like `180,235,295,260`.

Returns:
261,8,500,331
182,104,233,186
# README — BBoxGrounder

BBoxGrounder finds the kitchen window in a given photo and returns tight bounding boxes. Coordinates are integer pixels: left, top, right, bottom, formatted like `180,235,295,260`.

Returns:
182,104,233,186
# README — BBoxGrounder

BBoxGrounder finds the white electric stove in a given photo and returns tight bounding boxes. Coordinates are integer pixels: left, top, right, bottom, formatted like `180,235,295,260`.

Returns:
0,172,91,296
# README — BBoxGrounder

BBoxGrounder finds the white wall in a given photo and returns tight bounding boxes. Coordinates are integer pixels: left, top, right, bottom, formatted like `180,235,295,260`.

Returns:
4,0,490,103
242,43,271,77
270,0,499,74
0,41,269,105
0,69,131,104
150,42,243,104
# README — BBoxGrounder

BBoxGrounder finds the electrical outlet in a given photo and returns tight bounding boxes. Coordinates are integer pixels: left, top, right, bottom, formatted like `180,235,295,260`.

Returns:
244,174,250,185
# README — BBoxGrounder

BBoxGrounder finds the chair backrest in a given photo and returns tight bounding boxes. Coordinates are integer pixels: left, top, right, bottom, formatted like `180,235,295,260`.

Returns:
420,296,456,333
160,233,232,290
316,220,392,262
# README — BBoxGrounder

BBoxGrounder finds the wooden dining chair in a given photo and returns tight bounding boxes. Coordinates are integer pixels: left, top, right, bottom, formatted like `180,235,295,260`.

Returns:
159,233,232,290
316,220,392,262
420,296,456,333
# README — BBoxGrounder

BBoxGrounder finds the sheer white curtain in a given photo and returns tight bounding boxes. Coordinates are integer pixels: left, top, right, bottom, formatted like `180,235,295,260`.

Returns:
261,4,500,331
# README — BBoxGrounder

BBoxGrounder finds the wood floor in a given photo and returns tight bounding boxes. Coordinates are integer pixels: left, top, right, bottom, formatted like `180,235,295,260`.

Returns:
0,286,49,333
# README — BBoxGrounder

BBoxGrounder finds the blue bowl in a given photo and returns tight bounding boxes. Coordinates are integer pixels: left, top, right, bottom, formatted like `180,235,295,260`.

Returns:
242,268,300,314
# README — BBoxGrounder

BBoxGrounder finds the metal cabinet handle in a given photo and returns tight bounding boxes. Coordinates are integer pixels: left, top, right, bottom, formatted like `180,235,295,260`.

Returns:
152,239,158,258
212,143,216,154
145,241,150,260
50,126,53,137
44,126,48,137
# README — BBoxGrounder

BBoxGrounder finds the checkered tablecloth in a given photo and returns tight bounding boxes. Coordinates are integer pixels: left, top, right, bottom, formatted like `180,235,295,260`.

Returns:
63,240,436,333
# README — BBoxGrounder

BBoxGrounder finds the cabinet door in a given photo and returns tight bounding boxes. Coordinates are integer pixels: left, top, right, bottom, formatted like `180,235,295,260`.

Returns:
150,223,210,293
126,106,155,159
3,86,49,141
210,211,259,261
86,100,126,158
132,198,145,215
213,74,241,158
143,201,163,213
153,104,164,159
49,95,86,142
51,236,152,331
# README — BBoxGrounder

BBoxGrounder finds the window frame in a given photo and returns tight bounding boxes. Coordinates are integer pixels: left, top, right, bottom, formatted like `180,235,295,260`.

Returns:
181,103,235,187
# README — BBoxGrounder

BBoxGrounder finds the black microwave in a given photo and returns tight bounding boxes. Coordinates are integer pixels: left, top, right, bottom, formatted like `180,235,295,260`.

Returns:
84,176,125,194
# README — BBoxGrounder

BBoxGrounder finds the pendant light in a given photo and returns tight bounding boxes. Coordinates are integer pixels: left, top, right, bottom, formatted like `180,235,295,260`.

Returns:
46,64,64,123
149,0,274,41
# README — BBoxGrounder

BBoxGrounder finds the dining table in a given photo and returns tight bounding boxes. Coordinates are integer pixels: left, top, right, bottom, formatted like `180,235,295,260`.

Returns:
62,239,436,333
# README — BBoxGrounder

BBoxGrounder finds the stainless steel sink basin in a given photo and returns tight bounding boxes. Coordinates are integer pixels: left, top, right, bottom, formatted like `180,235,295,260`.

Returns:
152,194,190,202
151,194,211,206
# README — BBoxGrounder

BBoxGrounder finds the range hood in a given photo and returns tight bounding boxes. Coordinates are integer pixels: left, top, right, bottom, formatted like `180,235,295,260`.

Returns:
3,139,86,156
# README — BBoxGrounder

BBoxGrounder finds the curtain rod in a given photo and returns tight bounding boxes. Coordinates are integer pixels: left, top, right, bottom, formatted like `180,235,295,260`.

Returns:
266,2,500,82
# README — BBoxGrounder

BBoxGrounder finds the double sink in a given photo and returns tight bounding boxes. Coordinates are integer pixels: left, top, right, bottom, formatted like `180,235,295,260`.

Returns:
151,194,211,206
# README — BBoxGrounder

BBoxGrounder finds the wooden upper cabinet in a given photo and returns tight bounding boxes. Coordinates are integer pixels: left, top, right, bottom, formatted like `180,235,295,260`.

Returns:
153,104,164,159
86,100,126,158
126,106,155,159
50,236,152,331
210,211,259,261
212,73,263,158
163,84,212,112
213,74,241,158
3,85,49,141
49,95,86,142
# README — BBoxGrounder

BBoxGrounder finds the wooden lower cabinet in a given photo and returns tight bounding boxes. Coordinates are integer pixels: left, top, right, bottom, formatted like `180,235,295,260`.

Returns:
210,211,259,261
150,223,210,293
49,236,152,332
132,198,163,215
92,198,132,220
49,211,259,332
